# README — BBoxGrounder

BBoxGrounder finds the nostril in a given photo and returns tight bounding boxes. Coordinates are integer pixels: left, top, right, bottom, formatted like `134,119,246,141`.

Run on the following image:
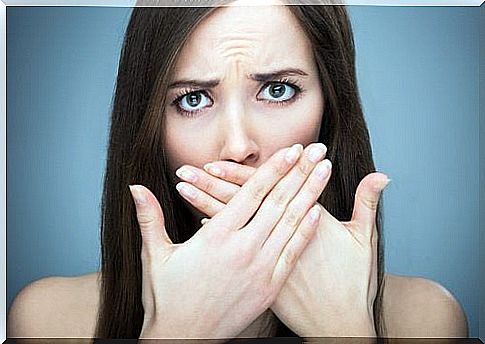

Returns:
224,152,258,165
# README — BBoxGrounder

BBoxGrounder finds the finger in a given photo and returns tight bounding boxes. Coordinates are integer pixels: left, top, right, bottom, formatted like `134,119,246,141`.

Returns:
128,185,173,255
262,159,332,264
175,165,240,204
350,172,390,237
209,144,303,232
203,161,256,186
246,142,327,243
271,204,321,286
175,182,225,218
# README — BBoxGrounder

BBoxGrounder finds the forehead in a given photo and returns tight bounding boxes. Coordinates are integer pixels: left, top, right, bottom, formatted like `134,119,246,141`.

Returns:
172,5,315,78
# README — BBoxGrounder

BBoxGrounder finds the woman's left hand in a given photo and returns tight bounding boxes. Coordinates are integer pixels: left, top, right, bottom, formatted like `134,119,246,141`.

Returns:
175,158,389,337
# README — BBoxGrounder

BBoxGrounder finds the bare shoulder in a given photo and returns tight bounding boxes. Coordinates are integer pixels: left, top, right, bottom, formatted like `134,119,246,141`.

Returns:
382,273,468,338
7,272,101,339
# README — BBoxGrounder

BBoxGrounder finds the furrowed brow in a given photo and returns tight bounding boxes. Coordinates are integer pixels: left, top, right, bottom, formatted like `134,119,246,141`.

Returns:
168,68,309,89
249,68,309,82
168,79,220,89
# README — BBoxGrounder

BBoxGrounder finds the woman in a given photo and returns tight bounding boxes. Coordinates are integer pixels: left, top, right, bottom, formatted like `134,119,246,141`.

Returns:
7,1,468,340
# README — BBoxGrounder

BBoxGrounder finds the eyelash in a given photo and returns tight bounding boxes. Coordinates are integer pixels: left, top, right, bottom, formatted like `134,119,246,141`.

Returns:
170,77,305,118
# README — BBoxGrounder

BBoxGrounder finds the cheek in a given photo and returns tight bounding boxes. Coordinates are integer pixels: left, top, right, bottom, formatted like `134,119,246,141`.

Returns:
264,118,321,153
292,91,324,144
164,122,217,173
260,96,323,149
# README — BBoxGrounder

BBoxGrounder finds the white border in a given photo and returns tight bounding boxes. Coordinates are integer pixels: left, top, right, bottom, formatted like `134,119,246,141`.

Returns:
0,0,484,6
1,1,482,342
1,0,6,341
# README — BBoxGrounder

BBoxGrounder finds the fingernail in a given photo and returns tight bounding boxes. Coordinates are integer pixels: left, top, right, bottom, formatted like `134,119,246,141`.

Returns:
309,204,321,224
176,183,197,200
176,167,197,182
129,185,146,205
315,159,332,179
381,177,391,191
308,143,327,163
204,163,224,177
374,176,391,193
285,143,303,164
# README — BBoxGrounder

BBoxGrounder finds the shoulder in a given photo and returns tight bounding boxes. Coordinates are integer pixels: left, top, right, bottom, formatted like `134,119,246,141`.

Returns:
7,272,101,339
382,273,468,338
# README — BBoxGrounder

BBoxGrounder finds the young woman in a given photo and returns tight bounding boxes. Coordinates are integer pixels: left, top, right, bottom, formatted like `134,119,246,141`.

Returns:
7,1,468,340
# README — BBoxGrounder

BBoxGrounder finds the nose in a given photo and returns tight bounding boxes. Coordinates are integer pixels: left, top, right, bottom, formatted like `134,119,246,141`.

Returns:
218,104,259,165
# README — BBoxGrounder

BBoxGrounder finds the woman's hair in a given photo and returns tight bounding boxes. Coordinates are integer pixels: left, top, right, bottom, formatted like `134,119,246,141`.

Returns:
95,3,386,339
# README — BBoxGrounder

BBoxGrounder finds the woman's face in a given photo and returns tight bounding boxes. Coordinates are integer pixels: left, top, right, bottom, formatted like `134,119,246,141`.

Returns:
164,3,324,181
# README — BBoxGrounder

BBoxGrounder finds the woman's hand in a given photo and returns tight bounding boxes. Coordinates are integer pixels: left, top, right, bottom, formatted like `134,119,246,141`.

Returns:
130,144,330,339
271,172,389,337
176,144,389,337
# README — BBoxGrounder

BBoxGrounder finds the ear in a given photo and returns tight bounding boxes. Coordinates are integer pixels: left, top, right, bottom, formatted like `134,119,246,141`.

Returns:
129,185,173,255
350,172,390,237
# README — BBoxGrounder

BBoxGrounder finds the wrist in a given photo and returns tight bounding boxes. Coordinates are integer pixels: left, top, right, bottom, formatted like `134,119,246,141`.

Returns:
300,312,376,338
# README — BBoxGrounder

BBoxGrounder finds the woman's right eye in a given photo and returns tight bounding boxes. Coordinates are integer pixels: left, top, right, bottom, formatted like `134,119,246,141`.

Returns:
174,91,213,117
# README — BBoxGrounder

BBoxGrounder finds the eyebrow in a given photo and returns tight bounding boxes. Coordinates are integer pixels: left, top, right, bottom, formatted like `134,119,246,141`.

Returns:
168,68,309,89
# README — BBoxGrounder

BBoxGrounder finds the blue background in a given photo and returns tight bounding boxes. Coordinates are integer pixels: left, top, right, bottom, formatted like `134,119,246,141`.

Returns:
7,5,481,337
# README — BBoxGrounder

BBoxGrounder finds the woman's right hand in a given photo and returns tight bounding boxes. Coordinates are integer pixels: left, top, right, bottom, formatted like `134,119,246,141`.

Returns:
129,143,329,339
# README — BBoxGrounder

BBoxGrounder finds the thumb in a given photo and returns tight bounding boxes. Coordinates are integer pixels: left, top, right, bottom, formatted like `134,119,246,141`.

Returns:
129,185,173,254
351,172,390,236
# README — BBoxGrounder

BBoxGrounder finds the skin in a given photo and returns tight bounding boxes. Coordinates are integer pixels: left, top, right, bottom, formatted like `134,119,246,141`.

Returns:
178,156,385,336
6,2,469,341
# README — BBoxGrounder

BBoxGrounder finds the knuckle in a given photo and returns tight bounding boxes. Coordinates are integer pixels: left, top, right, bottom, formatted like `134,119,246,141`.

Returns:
297,224,314,243
137,212,156,226
284,205,303,228
361,195,379,211
204,178,215,193
283,249,298,268
273,158,289,177
249,182,267,202
268,187,288,208
295,161,311,177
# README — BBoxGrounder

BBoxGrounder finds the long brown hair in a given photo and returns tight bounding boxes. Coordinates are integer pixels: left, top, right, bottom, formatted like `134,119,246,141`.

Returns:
95,3,386,339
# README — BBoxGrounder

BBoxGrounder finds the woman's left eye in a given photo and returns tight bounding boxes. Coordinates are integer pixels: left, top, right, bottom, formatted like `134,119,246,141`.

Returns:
258,82,297,103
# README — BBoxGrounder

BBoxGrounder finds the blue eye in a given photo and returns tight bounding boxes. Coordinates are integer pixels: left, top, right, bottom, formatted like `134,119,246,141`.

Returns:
176,91,213,115
259,83,297,103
